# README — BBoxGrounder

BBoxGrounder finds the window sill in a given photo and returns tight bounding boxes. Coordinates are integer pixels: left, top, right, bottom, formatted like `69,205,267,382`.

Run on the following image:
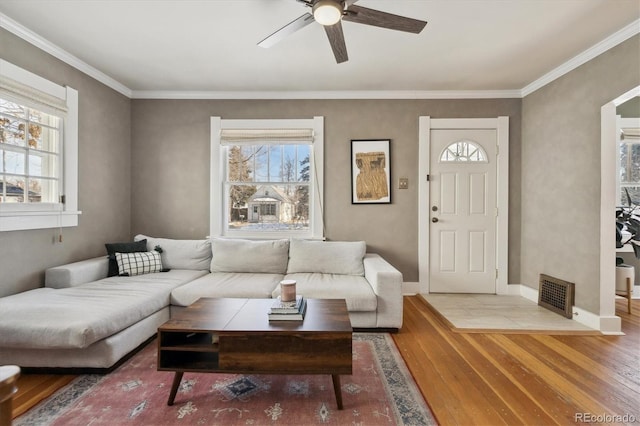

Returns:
0,210,82,232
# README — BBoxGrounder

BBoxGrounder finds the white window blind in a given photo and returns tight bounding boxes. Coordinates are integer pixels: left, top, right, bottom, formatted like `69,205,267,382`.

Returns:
621,128,640,140
0,75,68,116
219,128,314,145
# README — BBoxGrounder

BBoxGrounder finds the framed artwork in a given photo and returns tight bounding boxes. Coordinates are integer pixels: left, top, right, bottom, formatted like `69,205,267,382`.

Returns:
351,139,391,204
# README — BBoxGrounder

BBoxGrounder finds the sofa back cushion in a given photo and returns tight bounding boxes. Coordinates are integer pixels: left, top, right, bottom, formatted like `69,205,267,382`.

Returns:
287,239,366,276
210,238,289,274
134,234,212,271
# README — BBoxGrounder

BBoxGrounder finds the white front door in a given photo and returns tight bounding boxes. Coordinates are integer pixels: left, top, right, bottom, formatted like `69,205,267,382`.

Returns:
429,128,498,293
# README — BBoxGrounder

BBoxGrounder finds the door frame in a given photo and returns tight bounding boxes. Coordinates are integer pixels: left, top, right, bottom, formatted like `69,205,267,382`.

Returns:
599,85,639,334
418,117,509,294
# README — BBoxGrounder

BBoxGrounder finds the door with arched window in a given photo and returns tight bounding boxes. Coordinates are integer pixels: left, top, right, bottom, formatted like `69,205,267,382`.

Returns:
429,129,498,293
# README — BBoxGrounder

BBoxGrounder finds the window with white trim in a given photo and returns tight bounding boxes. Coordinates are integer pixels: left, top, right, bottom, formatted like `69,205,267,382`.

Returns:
211,117,324,239
0,60,80,232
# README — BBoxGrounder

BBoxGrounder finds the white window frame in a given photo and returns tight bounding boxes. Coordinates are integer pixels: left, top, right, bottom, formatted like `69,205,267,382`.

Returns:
210,117,324,240
0,60,80,231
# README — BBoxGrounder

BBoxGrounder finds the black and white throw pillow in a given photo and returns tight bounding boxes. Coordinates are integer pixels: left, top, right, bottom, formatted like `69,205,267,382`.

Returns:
115,251,163,276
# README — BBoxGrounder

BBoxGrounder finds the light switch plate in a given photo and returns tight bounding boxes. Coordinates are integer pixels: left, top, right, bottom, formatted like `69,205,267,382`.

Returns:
399,178,409,189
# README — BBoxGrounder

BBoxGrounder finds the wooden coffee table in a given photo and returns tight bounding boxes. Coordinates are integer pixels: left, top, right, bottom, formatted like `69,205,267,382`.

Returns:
157,298,353,409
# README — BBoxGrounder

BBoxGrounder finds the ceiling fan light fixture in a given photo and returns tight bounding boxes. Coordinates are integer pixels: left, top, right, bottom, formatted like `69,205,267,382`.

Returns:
313,0,343,26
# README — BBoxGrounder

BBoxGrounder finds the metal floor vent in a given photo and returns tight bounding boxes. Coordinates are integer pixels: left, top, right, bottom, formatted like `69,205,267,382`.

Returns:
538,274,575,319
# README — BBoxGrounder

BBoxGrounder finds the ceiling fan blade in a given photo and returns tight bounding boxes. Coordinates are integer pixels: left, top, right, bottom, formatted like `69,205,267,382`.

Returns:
324,21,348,63
343,5,427,34
258,13,315,48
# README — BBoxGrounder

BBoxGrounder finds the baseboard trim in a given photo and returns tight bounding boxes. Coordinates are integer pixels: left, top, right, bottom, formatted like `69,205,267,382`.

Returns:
507,284,623,335
402,281,420,295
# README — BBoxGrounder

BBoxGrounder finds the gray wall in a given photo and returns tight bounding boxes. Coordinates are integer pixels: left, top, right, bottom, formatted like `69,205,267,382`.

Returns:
0,29,132,297
9,26,636,307
618,96,640,118
521,35,640,314
131,98,522,283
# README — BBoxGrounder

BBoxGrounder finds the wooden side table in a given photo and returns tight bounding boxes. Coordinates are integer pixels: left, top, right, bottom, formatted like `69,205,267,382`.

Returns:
0,365,20,426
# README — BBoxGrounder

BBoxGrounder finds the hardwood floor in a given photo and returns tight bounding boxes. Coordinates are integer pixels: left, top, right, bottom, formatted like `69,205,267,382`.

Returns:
393,296,640,425
12,373,75,418
12,296,640,425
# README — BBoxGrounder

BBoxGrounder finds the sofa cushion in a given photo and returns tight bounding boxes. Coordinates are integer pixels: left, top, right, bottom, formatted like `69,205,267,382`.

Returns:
0,269,208,349
171,272,284,306
276,273,377,312
105,239,147,276
210,238,289,274
116,251,163,276
135,234,212,271
287,239,366,276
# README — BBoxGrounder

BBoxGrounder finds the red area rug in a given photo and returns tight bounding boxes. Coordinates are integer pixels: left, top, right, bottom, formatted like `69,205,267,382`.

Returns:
16,334,436,425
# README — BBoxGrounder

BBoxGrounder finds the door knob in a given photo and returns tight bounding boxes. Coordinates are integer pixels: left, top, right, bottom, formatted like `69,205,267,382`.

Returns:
432,217,439,223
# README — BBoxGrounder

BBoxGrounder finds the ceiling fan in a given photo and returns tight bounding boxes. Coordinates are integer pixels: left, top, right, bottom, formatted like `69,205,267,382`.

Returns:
258,0,427,64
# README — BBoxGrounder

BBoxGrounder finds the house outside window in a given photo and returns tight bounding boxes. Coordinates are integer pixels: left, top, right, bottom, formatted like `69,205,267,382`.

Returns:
211,117,324,239
0,60,79,232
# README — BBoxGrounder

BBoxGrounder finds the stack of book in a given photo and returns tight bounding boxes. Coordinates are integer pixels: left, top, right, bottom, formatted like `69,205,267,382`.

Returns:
268,295,307,321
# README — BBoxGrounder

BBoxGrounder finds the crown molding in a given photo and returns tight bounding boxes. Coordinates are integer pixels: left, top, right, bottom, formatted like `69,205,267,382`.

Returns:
521,19,640,97
0,12,132,98
130,89,522,100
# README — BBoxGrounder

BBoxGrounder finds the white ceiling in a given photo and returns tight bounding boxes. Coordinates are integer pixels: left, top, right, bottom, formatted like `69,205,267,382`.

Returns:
0,0,639,97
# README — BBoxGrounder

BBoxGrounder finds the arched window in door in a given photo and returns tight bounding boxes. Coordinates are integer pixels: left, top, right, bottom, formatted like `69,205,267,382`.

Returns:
439,140,488,162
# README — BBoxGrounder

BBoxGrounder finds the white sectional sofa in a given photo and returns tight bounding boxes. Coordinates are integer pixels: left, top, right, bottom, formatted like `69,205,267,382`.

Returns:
0,236,403,369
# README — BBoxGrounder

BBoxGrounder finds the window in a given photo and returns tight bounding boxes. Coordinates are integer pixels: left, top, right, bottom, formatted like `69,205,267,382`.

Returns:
1,100,61,204
619,125,640,204
440,140,488,162
211,117,324,239
0,60,79,231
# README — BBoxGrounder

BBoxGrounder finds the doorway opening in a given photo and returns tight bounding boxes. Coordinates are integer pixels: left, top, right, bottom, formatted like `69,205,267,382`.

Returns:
600,86,640,333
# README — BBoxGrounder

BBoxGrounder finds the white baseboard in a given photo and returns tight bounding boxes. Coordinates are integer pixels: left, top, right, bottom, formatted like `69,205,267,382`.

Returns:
402,282,420,295
507,284,623,335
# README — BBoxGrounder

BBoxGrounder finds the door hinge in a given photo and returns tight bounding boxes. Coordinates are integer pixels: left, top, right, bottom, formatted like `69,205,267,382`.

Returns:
496,269,499,279
59,194,66,204
426,174,430,182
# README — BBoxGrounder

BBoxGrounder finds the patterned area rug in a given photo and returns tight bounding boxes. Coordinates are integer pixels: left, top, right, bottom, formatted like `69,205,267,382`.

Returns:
16,334,436,425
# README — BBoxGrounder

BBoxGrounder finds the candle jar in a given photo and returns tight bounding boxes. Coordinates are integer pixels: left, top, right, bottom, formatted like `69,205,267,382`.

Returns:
280,279,297,302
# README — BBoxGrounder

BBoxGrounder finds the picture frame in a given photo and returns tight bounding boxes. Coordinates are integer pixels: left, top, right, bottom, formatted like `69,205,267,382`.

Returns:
351,139,391,204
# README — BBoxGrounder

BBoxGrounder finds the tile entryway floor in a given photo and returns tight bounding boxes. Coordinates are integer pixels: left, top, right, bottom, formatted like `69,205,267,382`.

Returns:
420,294,599,333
